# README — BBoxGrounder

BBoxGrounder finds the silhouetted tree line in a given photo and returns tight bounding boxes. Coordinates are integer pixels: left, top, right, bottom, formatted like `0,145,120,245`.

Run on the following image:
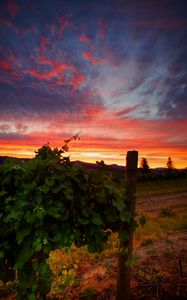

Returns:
138,156,187,181
139,156,175,173
0,155,186,183
94,157,187,183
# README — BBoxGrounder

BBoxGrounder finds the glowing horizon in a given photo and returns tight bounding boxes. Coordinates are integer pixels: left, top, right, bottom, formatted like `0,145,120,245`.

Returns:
0,135,186,169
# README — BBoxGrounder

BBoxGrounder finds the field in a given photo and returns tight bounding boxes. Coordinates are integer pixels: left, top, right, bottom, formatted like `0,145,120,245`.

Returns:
1,178,187,299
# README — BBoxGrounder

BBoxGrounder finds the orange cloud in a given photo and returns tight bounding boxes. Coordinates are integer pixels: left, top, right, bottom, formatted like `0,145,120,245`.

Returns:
1,130,186,168
0,108,187,168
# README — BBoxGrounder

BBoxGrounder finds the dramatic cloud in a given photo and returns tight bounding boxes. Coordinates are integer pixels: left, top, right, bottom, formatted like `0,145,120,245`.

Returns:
0,0,187,167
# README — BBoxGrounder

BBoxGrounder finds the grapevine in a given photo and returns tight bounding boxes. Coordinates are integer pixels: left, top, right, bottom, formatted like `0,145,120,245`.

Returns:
0,137,133,299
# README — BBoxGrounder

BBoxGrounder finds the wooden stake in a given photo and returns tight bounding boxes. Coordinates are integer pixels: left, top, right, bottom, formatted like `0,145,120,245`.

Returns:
116,150,138,300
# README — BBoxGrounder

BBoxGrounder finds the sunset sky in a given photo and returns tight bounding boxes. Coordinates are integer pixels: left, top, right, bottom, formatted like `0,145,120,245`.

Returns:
0,0,187,168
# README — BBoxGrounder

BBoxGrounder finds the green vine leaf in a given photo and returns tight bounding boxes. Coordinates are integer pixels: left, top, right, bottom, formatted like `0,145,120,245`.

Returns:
28,292,37,300
112,198,126,212
78,218,90,225
33,238,42,252
46,207,61,219
0,140,134,298
45,177,55,187
16,227,31,245
120,210,131,223
6,209,23,221
15,240,34,269
39,185,50,194
95,190,106,203
92,213,103,225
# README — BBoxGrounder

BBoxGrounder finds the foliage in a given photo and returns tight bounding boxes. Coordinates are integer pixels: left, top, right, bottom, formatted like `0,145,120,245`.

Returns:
166,156,174,171
48,247,79,295
139,157,150,173
0,137,133,299
138,170,187,183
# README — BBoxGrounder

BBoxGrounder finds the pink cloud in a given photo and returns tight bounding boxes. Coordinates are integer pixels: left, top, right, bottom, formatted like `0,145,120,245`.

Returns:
0,124,11,131
46,14,73,37
15,123,28,131
82,49,105,65
57,14,72,36
115,104,140,117
66,72,85,91
0,60,11,71
81,104,105,118
80,34,91,43
39,37,50,54
81,43,122,68
7,0,19,18
23,58,85,90
0,18,20,33
0,54,22,83
82,50,99,64
58,15,71,28
98,18,106,39
0,18,38,37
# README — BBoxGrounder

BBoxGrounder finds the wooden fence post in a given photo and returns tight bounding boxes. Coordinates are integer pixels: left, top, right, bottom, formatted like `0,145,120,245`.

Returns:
116,150,138,300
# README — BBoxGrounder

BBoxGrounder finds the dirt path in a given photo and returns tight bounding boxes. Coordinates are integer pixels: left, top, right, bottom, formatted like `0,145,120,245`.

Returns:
137,191,187,212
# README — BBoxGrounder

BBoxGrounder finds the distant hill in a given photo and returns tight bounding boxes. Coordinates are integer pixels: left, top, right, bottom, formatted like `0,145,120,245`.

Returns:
74,160,125,171
0,156,30,165
0,157,186,174
0,156,125,171
0,156,9,165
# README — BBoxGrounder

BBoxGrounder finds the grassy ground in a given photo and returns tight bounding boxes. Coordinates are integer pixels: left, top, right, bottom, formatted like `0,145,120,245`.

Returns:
134,204,187,250
137,177,187,197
